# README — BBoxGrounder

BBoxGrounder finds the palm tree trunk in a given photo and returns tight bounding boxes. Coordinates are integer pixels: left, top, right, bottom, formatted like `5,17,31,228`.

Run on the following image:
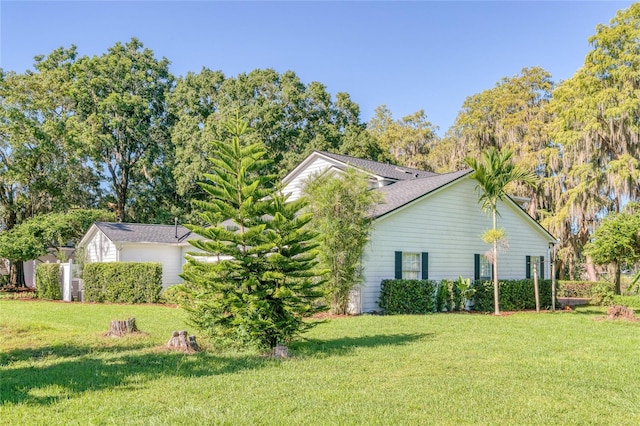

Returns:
493,210,500,315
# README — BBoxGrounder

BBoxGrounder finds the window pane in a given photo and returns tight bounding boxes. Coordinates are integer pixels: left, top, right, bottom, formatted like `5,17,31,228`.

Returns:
402,252,420,279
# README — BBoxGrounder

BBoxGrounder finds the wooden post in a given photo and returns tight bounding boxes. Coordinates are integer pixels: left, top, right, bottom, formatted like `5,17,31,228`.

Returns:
551,246,556,312
533,262,540,313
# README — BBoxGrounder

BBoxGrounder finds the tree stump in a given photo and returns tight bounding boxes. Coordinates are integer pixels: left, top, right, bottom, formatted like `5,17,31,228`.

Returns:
107,317,139,337
167,330,200,352
272,344,289,358
607,305,638,321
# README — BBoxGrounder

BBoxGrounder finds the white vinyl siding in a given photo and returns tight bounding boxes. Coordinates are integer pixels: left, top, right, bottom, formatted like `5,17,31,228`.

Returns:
84,230,117,263
358,177,553,313
281,157,339,201
119,244,185,290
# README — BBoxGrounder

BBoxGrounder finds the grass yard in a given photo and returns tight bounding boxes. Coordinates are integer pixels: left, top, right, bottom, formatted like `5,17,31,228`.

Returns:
1,300,640,425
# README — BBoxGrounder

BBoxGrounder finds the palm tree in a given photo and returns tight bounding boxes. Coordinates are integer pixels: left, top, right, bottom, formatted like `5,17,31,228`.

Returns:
465,147,536,315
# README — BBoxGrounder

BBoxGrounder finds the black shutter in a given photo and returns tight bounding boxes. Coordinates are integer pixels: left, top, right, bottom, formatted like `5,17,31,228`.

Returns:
526,256,531,279
491,263,495,280
474,254,480,281
395,251,402,279
421,252,428,280
540,256,545,279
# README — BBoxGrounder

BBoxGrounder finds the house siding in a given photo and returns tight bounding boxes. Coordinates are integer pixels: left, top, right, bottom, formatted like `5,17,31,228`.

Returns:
282,156,340,201
84,230,118,263
119,244,184,290
358,177,552,313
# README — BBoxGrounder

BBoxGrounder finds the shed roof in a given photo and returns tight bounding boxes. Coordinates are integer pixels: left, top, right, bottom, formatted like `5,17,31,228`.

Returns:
93,222,200,244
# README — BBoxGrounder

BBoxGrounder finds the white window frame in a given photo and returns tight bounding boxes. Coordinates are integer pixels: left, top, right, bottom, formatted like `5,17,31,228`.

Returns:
402,252,421,280
480,255,492,281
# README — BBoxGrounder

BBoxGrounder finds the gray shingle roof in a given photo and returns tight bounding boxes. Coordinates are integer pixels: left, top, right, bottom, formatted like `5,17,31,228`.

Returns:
317,151,437,181
373,169,473,218
95,222,201,244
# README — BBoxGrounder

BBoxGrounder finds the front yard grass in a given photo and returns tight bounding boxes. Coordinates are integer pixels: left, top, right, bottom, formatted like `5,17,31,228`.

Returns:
1,300,640,425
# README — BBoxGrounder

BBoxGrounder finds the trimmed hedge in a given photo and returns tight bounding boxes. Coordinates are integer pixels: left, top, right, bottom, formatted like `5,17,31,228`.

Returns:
83,262,162,303
472,279,554,312
379,279,437,314
557,280,614,298
36,263,62,300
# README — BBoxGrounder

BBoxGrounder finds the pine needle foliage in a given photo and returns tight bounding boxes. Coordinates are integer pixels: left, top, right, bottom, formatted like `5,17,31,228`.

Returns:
180,115,326,350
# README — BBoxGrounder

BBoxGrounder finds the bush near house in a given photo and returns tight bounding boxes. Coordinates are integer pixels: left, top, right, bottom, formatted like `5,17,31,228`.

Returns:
557,280,614,298
379,279,437,314
472,279,554,312
83,262,162,303
35,263,62,300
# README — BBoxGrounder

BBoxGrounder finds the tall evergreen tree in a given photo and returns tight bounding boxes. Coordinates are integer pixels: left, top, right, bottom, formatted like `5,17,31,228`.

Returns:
180,115,326,351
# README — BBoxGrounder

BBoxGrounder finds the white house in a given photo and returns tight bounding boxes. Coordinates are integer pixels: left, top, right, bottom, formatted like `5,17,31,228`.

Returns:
282,151,557,313
77,222,204,290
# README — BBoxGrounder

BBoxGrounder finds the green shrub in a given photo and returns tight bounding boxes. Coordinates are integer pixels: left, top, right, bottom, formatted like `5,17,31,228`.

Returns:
443,279,462,312
36,263,62,300
161,284,192,305
83,262,162,303
613,295,640,309
557,280,613,298
590,282,614,306
472,279,555,312
435,280,448,312
379,279,436,314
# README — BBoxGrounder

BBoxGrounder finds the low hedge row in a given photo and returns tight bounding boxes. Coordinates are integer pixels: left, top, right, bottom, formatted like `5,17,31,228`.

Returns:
83,262,162,303
557,280,614,298
380,278,556,314
473,279,554,312
379,279,437,314
35,263,62,300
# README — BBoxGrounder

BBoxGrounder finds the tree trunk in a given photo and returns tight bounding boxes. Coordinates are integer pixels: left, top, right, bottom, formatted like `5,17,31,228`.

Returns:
614,261,622,295
585,255,598,282
9,260,26,287
106,318,138,337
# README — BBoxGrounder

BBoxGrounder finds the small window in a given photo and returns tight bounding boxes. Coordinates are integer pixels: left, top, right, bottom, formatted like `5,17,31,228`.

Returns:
402,252,421,280
526,256,544,279
475,253,493,281
479,256,492,281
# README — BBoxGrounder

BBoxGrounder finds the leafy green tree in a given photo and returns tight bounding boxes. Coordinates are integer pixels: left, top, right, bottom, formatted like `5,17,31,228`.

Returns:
70,38,175,222
584,204,640,295
180,115,326,351
367,105,438,170
0,48,101,231
169,68,377,220
0,209,113,286
465,147,536,315
303,167,381,314
550,4,640,279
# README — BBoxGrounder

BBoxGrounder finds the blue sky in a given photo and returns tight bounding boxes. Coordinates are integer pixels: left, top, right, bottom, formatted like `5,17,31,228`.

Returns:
1,1,635,135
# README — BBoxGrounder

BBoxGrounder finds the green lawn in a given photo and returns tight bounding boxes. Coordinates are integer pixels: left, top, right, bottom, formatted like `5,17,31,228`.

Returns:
1,300,640,425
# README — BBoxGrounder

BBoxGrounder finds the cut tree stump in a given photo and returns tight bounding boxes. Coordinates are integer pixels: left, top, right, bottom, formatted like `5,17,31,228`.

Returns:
607,305,638,321
272,344,289,359
167,330,200,352
106,317,139,337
